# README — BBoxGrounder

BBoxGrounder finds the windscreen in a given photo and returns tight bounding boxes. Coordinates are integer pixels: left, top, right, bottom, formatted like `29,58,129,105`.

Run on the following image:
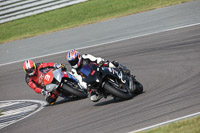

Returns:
80,64,91,77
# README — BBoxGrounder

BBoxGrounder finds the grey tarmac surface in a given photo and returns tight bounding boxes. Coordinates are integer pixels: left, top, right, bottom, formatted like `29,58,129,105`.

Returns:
0,0,200,65
0,24,200,133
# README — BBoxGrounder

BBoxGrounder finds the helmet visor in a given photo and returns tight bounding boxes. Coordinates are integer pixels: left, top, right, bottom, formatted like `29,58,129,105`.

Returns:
69,58,79,66
25,67,36,75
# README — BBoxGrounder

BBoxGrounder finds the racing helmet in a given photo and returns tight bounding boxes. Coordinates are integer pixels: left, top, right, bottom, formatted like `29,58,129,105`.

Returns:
66,49,82,68
23,60,37,76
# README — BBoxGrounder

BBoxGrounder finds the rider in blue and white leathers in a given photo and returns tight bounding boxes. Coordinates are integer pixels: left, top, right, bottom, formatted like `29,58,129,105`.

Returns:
66,49,119,102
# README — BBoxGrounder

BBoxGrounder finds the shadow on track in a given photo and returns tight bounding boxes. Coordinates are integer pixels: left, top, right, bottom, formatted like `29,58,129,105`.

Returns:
45,97,87,107
94,92,145,106
94,98,126,106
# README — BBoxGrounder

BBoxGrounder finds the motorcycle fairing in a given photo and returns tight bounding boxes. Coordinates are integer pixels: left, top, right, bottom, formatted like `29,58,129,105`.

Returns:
46,84,58,92
44,70,54,85
68,72,79,82
102,67,127,84
44,68,63,92
53,68,62,83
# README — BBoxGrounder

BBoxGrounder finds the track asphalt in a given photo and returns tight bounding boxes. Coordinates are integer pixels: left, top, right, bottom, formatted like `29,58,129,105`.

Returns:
0,0,200,133
0,24,200,133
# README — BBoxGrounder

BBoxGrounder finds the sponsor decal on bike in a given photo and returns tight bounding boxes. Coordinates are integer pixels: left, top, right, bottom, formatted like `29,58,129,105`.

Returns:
68,73,79,82
108,68,126,83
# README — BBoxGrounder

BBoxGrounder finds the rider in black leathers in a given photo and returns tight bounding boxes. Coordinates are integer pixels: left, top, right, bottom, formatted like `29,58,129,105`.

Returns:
66,49,128,102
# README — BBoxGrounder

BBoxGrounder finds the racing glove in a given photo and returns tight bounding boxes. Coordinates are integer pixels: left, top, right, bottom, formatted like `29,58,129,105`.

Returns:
55,63,65,69
41,89,48,96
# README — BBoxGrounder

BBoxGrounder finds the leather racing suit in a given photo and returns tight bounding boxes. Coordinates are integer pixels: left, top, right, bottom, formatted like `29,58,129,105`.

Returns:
25,62,66,104
70,54,118,101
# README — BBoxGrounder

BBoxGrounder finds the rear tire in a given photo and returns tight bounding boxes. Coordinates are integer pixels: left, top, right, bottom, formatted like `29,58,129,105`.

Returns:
62,84,87,98
104,82,132,100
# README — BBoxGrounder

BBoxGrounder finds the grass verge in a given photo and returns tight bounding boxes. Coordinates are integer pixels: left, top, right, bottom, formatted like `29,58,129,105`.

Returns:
139,115,200,133
0,0,192,44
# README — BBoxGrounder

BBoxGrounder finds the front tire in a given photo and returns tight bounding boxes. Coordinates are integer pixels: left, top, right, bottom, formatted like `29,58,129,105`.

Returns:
104,82,133,100
62,84,87,98
134,81,143,95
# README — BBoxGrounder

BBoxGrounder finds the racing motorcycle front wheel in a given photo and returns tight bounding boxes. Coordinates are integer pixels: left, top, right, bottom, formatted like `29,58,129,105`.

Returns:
104,82,133,100
134,80,143,95
62,83,88,98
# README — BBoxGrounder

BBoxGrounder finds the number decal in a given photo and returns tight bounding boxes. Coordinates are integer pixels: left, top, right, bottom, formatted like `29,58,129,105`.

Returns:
45,74,51,81
44,70,54,85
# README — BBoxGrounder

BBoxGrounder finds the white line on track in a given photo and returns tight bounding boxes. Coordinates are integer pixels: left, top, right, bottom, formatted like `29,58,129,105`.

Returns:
129,112,200,133
0,101,21,108
0,22,200,67
0,99,47,129
1,104,38,117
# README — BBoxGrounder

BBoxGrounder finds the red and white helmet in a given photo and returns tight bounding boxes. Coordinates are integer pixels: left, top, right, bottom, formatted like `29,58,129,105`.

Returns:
23,60,37,76
66,49,82,68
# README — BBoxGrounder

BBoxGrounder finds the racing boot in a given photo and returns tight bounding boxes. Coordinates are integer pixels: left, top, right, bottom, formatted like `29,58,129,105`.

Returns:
45,93,57,105
90,90,103,102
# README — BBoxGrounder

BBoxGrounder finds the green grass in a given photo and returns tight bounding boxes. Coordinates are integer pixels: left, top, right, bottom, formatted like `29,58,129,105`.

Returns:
139,115,200,133
0,0,192,44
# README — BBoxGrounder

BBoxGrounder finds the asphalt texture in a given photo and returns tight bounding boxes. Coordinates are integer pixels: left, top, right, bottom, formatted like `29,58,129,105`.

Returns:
0,0,200,65
1,0,200,132
0,24,200,133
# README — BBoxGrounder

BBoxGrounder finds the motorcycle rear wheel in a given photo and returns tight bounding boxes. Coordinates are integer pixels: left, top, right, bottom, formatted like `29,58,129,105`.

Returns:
104,82,133,100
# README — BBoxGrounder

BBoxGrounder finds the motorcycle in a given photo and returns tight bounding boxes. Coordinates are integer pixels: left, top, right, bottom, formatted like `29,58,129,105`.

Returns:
43,68,88,100
80,63,143,101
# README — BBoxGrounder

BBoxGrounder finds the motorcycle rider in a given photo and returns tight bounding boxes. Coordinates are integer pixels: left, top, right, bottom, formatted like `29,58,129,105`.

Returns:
23,59,67,105
66,49,121,102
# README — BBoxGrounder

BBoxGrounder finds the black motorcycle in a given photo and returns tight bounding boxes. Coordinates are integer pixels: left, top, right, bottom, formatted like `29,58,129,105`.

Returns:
80,63,143,101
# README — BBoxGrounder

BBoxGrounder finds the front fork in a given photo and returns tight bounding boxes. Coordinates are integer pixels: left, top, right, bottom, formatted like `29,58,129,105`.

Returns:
128,76,136,93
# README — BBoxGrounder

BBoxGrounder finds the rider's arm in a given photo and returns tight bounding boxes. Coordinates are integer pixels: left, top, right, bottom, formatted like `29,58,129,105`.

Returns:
25,75,43,94
82,54,117,68
40,62,56,69
82,54,104,64
71,69,87,89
